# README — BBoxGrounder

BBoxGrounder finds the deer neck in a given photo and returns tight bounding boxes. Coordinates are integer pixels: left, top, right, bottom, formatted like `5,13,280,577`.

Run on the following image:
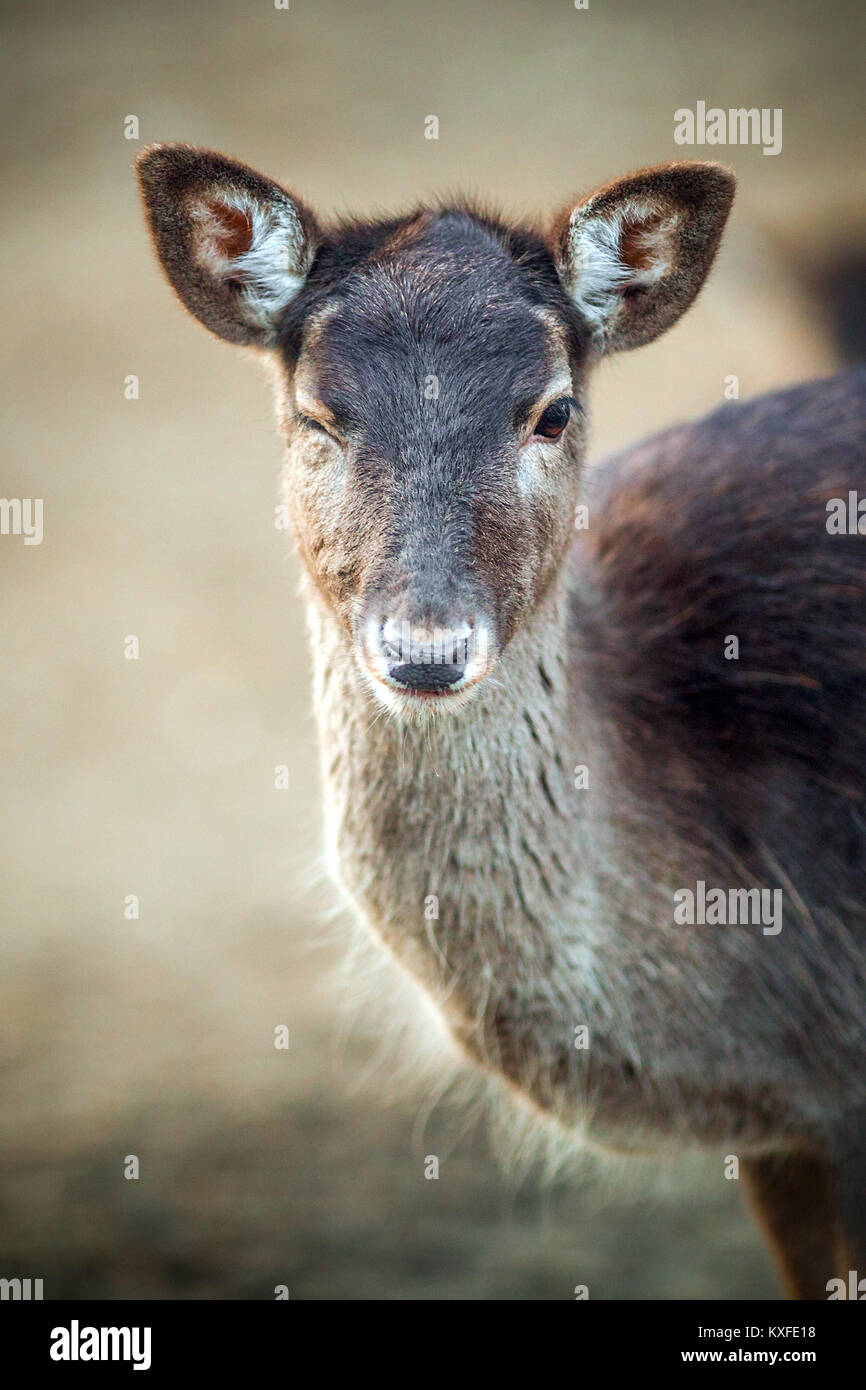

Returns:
304,574,594,1008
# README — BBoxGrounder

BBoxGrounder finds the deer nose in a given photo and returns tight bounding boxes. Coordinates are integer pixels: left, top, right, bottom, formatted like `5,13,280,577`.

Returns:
390,661,465,691
381,619,474,691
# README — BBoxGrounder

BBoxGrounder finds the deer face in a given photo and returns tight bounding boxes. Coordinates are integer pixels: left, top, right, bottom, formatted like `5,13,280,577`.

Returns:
138,147,733,714
280,217,588,713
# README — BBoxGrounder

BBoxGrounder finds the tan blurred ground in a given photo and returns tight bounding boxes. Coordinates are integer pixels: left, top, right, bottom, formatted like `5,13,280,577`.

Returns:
1,0,864,1298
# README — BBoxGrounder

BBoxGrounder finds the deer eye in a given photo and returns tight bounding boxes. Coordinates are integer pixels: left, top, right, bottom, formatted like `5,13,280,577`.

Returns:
295,411,341,443
534,397,573,440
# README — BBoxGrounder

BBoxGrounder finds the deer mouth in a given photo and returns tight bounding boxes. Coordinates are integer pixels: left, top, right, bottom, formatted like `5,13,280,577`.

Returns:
360,667,491,715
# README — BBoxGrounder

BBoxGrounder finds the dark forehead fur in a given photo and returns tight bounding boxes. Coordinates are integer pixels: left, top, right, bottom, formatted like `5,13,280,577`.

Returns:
278,203,588,397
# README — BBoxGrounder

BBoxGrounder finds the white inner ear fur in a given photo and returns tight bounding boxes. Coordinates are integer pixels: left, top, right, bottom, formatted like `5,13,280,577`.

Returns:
564,197,680,337
187,188,311,332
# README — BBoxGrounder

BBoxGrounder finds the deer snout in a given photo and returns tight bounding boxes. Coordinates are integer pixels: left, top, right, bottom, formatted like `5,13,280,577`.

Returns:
361,614,495,703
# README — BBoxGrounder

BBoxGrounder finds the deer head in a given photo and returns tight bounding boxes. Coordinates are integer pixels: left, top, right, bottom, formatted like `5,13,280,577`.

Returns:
138,145,734,715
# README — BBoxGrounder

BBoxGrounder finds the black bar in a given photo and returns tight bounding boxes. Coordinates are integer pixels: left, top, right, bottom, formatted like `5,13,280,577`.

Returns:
1,1299,861,1375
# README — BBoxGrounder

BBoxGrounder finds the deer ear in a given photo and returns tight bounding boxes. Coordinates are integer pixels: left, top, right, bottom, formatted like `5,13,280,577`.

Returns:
136,144,320,347
550,162,735,355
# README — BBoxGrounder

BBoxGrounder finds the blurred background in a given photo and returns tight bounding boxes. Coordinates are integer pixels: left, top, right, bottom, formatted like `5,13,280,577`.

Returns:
1,0,864,1299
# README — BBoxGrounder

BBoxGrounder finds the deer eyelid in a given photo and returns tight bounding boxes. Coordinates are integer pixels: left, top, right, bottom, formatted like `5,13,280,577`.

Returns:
294,411,343,443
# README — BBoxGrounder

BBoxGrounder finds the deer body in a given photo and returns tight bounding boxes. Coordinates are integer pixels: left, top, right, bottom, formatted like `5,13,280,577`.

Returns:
309,371,866,1162
138,143,866,1297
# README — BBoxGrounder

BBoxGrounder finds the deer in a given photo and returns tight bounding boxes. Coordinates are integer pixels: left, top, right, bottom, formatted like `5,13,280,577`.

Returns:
137,143,866,1300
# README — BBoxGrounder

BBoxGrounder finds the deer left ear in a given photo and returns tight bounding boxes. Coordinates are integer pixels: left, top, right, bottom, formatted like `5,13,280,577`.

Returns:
137,143,320,348
550,162,735,355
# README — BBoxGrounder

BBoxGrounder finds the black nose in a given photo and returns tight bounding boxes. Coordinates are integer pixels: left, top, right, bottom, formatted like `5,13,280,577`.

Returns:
388,661,465,691
381,618,473,692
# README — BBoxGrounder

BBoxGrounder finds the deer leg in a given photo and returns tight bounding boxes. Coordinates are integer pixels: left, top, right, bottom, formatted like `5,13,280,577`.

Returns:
828,1110,866,1287
741,1150,840,1299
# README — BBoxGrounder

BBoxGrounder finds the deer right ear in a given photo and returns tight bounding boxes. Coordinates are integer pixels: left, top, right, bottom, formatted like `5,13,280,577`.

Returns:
136,144,320,348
